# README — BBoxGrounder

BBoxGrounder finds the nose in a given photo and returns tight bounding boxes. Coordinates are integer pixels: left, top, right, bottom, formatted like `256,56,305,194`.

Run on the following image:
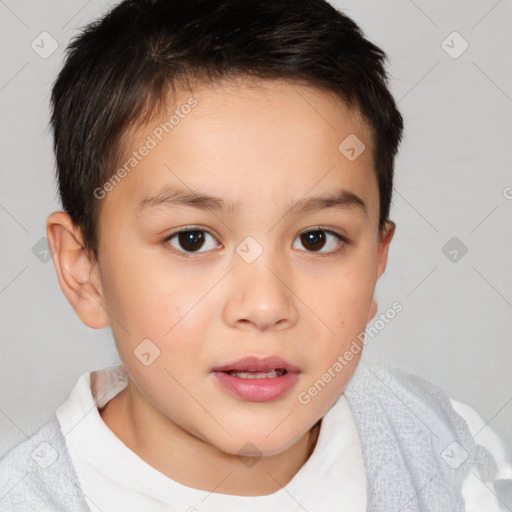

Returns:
223,248,299,332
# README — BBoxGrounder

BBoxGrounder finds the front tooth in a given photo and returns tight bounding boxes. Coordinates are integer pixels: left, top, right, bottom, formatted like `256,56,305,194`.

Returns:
232,370,279,379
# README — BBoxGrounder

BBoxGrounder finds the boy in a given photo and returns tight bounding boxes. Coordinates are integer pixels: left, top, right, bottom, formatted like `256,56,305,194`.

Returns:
1,0,511,510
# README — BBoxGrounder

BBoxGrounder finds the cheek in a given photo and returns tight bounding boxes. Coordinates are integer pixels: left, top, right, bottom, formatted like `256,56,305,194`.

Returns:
297,280,372,413
300,265,375,401
99,249,203,355
305,266,376,340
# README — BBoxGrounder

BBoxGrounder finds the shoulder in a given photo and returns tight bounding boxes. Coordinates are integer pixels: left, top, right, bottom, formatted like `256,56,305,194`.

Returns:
344,360,512,510
347,361,483,436
450,398,512,512
345,361,500,459
0,415,90,511
450,398,511,475
345,360,468,429
348,361,510,463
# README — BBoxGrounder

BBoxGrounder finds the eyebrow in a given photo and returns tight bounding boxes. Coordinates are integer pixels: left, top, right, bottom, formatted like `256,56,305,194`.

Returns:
136,185,367,217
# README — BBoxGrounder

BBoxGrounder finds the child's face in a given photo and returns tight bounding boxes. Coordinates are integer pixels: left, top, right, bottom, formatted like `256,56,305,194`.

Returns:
75,78,393,457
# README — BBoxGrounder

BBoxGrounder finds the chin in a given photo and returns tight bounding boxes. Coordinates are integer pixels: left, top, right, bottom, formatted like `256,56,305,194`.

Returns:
207,426,310,459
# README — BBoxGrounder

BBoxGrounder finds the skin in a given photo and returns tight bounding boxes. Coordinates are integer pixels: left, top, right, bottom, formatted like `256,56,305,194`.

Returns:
46,76,395,496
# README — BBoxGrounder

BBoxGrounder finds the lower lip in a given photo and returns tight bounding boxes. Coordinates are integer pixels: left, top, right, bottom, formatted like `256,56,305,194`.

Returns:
212,371,300,402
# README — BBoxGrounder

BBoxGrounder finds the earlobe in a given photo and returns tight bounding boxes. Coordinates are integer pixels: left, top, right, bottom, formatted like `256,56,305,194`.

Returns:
46,211,109,329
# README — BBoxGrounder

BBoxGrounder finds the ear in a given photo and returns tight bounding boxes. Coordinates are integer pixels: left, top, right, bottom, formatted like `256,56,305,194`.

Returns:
46,211,109,329
366,221,396,323
376,220,395,279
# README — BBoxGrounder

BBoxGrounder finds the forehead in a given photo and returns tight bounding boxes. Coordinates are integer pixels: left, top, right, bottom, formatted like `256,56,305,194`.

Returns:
100,77,377,229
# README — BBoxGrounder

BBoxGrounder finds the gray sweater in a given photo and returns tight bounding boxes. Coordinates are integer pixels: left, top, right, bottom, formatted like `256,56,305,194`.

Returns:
1,362,511,511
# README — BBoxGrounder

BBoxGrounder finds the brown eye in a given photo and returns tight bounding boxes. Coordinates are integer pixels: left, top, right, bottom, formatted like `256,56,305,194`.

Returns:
301,230,326,251
177,230,205,251
165,228,218,254
293,228,347,254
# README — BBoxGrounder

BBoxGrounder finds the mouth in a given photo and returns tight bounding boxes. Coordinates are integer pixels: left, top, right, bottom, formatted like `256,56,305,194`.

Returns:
224,369,288,379
211,356,300,402
212,355,300,374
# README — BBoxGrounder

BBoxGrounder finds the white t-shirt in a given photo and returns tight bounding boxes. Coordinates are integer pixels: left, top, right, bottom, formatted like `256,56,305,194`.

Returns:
55,364,511,512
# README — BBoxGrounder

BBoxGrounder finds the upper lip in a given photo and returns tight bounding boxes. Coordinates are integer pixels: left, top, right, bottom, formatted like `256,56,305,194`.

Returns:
211,356,300,373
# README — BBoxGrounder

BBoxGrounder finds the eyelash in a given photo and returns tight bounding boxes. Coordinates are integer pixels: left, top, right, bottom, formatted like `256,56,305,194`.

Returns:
162,226,350,258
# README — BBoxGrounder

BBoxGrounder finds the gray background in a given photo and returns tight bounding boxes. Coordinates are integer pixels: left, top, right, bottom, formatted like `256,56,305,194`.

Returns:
1,0,511,461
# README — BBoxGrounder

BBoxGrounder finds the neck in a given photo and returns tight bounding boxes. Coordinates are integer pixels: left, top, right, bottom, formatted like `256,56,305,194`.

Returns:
99,380,321,496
